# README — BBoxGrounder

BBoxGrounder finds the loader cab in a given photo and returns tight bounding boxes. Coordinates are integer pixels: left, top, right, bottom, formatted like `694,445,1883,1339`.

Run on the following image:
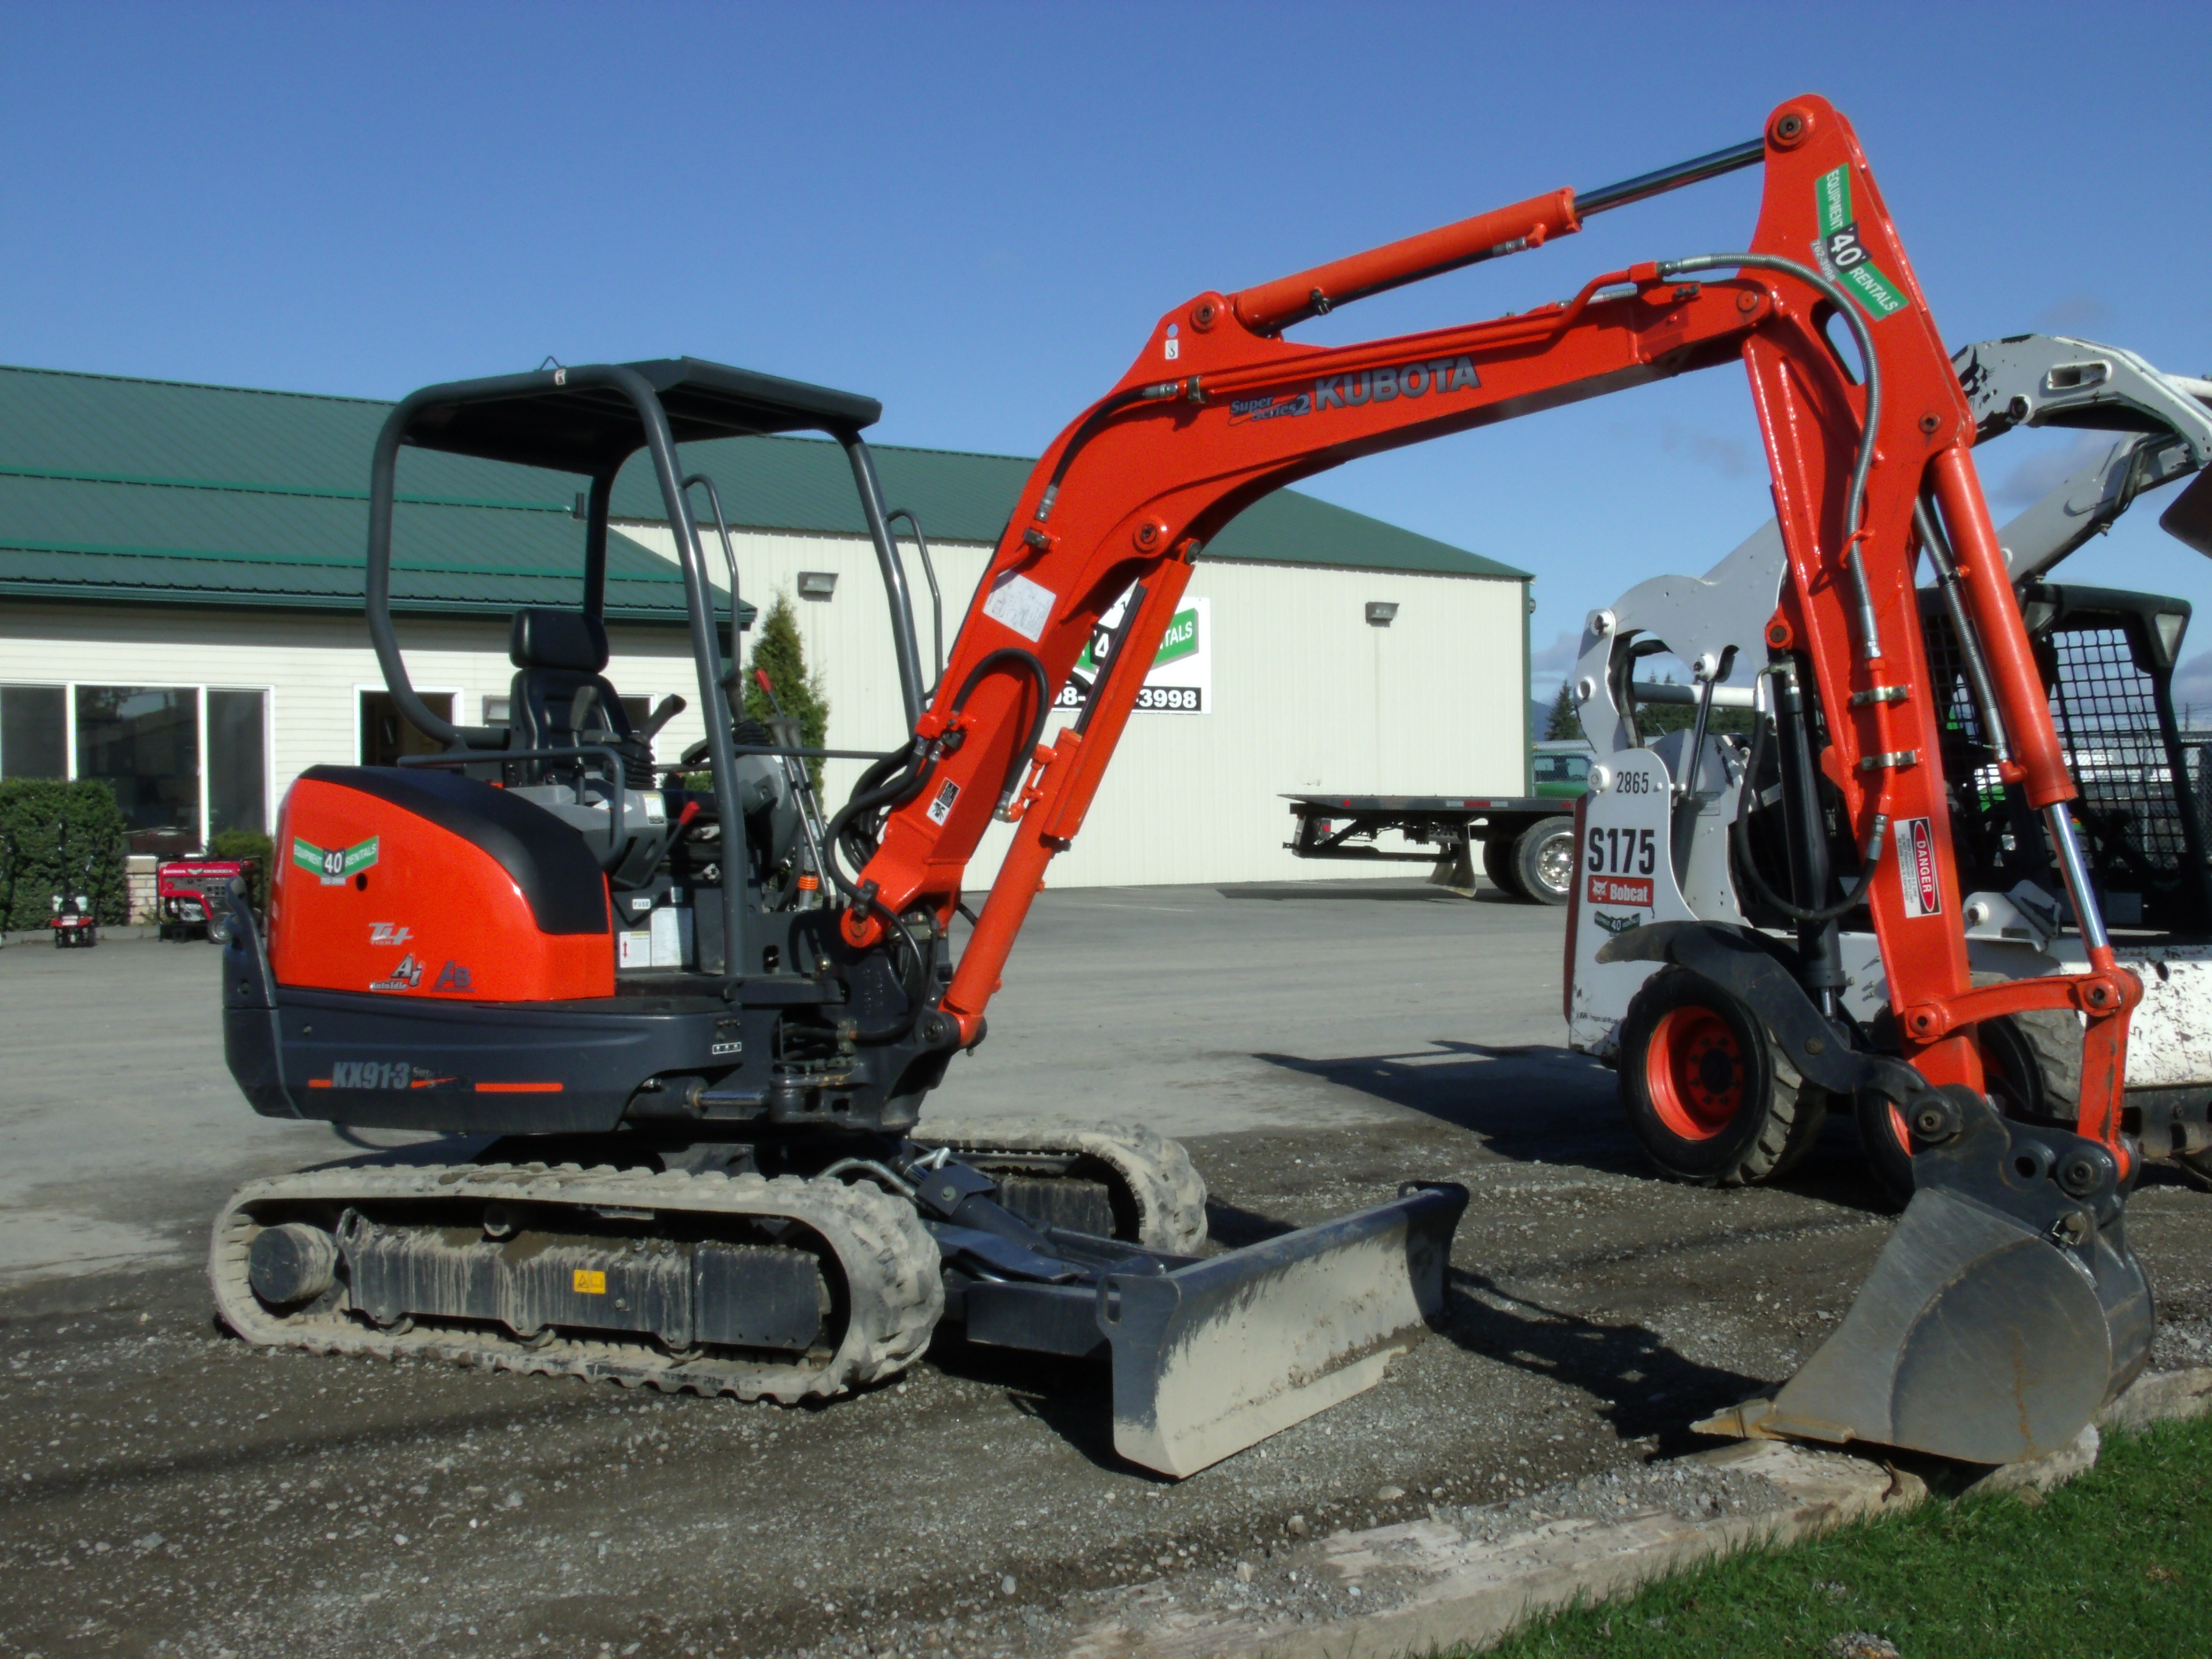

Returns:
1923,581,2210,940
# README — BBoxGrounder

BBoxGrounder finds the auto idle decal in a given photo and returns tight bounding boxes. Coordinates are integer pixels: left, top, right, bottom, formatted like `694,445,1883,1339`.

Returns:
369,952,423,992
293,834,379,885
1229,355,1481,426
1812,167,1908,322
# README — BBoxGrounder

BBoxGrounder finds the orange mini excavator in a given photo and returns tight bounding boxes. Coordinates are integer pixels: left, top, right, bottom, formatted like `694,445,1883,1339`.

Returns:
216,95,2150,1474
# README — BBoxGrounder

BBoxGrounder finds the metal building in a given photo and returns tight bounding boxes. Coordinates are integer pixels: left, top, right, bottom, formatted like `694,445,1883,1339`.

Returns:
0,364,1530,897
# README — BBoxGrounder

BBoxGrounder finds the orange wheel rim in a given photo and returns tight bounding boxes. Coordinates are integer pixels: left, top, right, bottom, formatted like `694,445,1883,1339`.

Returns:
1646,1006,1746,1141
1886,1102,1911,1156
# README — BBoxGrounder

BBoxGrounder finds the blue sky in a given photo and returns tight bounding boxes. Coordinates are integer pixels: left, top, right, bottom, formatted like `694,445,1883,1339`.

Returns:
6,3,2209,716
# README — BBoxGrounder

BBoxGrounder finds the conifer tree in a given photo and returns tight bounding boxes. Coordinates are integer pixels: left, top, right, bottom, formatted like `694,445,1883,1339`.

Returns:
1543,679,1582,741
743,591,831,791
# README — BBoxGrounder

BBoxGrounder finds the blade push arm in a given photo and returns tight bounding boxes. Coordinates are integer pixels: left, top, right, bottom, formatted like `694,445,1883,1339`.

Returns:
846,96,2136,1166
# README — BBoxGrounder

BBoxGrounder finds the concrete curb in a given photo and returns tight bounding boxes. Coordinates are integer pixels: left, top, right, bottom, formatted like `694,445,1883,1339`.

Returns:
1061,1366,2212,1659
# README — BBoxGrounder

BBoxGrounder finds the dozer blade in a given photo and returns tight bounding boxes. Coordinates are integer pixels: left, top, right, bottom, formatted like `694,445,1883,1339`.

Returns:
1097,1182,1466,1478
1701,1093,2152,1465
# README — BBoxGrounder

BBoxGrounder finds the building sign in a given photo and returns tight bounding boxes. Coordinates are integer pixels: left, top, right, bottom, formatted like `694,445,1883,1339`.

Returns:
1053,589,1212,715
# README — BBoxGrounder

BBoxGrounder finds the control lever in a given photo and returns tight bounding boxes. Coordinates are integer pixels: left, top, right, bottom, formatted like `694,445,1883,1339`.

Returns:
638,694,686,741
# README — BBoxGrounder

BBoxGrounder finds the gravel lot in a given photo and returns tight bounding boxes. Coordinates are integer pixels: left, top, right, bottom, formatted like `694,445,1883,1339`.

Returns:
5,880,2208,1659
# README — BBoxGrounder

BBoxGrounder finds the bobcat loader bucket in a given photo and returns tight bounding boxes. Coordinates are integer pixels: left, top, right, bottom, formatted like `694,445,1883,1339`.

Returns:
1097,1182,1467,1478
1701,1093,2152,1465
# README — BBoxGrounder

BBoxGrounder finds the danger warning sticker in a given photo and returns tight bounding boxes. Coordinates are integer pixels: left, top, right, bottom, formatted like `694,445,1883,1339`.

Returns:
926,778,960,825
1894,816,1943,917
1587,875,1654,908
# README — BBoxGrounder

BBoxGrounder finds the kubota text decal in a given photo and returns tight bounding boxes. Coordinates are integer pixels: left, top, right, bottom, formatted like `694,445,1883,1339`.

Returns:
1230,356,1482,427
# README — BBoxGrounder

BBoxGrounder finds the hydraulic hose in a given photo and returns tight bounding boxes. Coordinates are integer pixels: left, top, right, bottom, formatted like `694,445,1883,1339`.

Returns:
1033,386,1182,523
1728,703,1888,926
818,648,1051,1045
1658,251,1886,660
948,647,1054,810
817,746,941,1047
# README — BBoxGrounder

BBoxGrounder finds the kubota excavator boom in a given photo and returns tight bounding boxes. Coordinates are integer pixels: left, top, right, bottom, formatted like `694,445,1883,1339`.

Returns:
833,94,2150,1461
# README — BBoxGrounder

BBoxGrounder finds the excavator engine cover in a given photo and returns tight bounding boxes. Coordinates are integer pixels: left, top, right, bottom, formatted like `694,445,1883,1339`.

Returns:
1704,1092,2152,1464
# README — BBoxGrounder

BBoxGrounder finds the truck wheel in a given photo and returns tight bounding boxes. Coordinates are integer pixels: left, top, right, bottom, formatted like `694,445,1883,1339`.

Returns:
1620,967,1828,1186
1481,835,1525,898
1512,816,1577,906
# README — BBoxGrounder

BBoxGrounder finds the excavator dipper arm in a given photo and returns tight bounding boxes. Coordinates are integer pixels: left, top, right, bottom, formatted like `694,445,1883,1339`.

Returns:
842,96,2153,1465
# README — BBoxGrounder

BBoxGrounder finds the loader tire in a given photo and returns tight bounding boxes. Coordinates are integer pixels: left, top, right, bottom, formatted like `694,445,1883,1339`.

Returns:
1619,967,1829,1186
1481,834,1525,898
1512,817,1578,906
910,1119,1208,1253
1857,973,2086,1207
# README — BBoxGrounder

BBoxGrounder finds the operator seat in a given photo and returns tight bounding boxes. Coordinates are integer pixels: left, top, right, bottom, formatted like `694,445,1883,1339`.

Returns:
507,607,634,756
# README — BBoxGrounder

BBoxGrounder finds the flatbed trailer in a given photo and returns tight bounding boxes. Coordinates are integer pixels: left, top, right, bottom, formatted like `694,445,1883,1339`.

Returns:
1284,793,1578,904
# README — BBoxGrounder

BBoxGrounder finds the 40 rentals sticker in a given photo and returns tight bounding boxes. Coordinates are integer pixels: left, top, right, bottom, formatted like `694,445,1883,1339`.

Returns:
1052,589,1212,715
292,834,379,885
1812,166,1909,322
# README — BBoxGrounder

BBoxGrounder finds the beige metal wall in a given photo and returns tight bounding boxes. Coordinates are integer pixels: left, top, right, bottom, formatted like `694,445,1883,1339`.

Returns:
615,522,1528,890
1,525,1525,889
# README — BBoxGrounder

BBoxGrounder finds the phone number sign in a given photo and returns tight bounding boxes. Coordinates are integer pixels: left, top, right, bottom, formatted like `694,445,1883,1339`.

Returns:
1053,592,1212,716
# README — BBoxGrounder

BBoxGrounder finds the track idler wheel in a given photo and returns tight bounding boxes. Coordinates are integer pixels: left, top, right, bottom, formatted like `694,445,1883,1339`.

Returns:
1704,1086,2154,1465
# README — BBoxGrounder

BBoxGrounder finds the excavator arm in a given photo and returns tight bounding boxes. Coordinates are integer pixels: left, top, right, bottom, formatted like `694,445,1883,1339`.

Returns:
837,95,2156,1466
848,95,2134,1143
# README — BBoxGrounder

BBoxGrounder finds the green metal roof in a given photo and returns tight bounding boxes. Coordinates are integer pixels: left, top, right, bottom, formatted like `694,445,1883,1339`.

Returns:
608,434,1527,580
0,363,1524,619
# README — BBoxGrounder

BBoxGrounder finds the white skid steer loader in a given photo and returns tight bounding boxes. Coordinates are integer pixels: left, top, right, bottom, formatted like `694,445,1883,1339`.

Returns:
1567,333,2212,1200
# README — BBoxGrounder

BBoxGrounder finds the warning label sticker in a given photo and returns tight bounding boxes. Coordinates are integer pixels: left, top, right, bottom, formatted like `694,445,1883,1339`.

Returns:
926,778,960,825
982,571,1056,642
1894,816,1943,917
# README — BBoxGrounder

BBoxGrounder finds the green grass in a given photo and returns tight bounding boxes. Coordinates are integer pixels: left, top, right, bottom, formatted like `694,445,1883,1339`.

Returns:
1458,1414,2212,1658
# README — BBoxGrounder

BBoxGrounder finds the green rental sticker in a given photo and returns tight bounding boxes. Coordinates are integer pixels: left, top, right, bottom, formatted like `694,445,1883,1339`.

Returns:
1074,605,1201,674
1152,607,1199,667
1813,166,1908,322
293,834,380,885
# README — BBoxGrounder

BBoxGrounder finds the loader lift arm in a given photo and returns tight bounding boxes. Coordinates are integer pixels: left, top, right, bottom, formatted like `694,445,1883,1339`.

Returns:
846,94,2137,1169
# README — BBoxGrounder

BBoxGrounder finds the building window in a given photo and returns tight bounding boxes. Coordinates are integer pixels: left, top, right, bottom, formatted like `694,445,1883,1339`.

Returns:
208,689,268,838
76,686,201,854
2,683,270,851
360,690,452,767
0,685,68,777
483,695,512,727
